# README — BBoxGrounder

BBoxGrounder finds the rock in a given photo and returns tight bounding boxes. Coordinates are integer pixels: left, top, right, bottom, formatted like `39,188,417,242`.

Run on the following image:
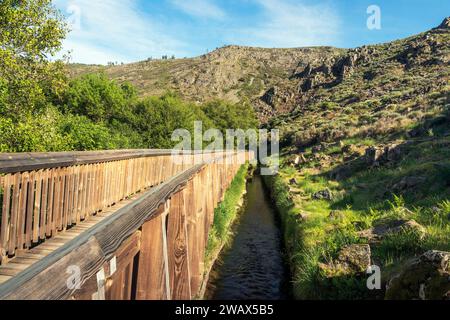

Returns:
436,17,450,30
365,144,404,167
294,154,307,166
384,144,403,162
312,189,333,201
329,210,345,221
338,245,371,273
365,146,384,166
358,219,426,242
342,144,365,158
385,250,450,300
319,244,372,277
301,78,314,92
329,165,352,181
296,212,310,222
312,144,324,153
261,87,277,106
391,176,426,192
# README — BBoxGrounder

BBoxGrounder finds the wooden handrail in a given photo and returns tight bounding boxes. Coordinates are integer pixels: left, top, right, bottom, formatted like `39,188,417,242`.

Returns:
0,149,229,174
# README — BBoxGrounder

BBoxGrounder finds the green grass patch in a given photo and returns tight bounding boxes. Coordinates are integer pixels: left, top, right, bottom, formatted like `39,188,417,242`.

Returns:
204,164,250,269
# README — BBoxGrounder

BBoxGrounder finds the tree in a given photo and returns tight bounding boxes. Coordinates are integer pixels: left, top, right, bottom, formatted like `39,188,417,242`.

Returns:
62,73,137,124
201,99,259,133
0,0,68,118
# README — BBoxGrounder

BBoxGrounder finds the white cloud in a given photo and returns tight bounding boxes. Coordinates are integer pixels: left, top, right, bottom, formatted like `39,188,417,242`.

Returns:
170,0,226,20
53,0,187,64
229,0,341,48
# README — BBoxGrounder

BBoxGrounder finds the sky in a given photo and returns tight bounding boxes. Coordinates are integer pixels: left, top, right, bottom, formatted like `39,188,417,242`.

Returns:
53,0,450,65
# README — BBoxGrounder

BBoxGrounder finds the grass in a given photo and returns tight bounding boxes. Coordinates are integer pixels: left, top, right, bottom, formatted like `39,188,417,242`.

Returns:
204,163,250,270
264,130,450,300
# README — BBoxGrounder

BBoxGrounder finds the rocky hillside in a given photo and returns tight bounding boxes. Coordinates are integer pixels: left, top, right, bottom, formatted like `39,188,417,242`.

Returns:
264,18,450,300
69,19,448,127
68,46,344,122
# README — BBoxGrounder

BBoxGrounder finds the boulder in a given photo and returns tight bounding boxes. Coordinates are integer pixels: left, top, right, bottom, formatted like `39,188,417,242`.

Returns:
294,154,307,166
385,250,450,300
301,78,314,92
312,189,333,201
391,176,426,192
312,144,324,153
365,144,404,167
319,244,372,277
295,212,310,223
329,165,352,181
365,146,384,166
261,87,277,106
358,219,426,242
329,210,345,221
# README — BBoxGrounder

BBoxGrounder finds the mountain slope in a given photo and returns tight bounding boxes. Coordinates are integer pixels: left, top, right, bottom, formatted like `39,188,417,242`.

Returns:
68,46,345,122
68,20,448,127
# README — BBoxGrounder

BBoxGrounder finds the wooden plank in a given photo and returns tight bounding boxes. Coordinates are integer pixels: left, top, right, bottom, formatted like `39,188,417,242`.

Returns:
105,231,140,300
0,175,11,261
39,170,48,240
8,174,21,255
184,179,201,297
167,191,191,300
45,170,55,237
62,168,70,230
32,171,42,243
136,208,167,300
16,172,29,250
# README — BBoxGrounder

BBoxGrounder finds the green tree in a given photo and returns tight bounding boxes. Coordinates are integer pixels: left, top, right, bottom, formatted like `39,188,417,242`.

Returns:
0,0,68,118
62,73,136,124
201,99,259,133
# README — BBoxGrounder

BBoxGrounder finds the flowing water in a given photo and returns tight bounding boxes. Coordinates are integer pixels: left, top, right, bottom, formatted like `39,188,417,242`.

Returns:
206,175,290,300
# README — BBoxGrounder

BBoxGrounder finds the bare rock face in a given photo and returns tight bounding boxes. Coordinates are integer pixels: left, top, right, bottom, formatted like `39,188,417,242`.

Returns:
385,250,450,300
319,244,372,277
436,17,450,30
261,87,277,106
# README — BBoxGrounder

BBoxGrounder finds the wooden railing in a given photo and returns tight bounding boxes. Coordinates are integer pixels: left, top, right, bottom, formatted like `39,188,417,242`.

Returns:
0,150,253,300
0,150,232,264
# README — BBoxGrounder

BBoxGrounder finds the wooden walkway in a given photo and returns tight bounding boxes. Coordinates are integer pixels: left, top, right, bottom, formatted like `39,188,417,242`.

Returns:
0,150,253,300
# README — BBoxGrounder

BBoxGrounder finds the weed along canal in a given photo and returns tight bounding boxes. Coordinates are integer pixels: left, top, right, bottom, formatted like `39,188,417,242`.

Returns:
205,174,290,300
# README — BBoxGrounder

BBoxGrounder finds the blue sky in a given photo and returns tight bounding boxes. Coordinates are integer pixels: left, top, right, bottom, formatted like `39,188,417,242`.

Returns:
53,0,449,65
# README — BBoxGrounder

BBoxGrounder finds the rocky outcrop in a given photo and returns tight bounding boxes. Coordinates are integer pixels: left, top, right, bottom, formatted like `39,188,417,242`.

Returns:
319,244,372,277
312,189,333,201
261,87,277,106
435,17,450,30
385,250,450,300
358,219,426,243
365,143,404,167
391,176,426,192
